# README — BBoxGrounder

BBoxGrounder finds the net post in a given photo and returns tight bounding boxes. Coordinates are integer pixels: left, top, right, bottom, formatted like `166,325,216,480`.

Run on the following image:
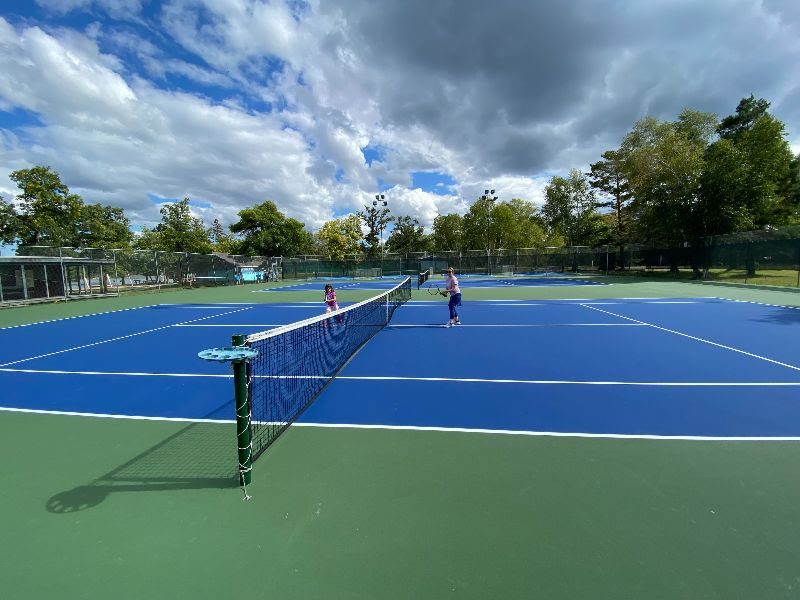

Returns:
232,334,253,487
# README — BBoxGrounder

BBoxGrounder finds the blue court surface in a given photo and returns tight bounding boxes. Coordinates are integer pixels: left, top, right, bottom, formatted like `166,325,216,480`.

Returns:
424,275,604,288
259,279,405,292
2,297,800,438
260,274,603,292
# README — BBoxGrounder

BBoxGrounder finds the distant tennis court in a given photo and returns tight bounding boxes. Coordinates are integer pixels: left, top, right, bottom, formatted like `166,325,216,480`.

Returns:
2,276,800,599
259,272,603,293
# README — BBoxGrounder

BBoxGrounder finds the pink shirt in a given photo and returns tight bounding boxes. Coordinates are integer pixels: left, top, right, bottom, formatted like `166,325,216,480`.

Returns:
325,290,338,306
445,275,460,295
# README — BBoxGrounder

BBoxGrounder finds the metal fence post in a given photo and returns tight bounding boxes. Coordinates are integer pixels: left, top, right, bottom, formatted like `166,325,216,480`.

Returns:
796,240,800,287
59,246,68,301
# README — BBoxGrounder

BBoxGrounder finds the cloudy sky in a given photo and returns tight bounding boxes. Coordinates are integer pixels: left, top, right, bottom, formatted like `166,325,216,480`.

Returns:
0,0,798,236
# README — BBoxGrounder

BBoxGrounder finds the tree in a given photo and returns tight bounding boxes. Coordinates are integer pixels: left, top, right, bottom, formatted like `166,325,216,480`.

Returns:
498,198,547,248
542,169,606,246
717,95,770,140
386,216,428,253
0,196,17,245
733,112,794,225
229,200,314,256
701,98,794,232
589,150,632,245
133,227,163,251
431,214,463,251
317,215,363,259
698,138,753,234
462,196,549,251
136,198,212,254
208,218,238,253
621,111,715,243
9,166,83,247
75,203,133,249
358,203,393,255
461,196,496,250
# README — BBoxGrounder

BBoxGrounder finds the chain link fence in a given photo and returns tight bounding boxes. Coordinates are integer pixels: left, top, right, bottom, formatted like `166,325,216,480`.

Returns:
1,247,281,303
4,225,800,304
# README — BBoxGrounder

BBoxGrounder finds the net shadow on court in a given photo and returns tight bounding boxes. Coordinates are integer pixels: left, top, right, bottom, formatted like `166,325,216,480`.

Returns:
45,402,238,513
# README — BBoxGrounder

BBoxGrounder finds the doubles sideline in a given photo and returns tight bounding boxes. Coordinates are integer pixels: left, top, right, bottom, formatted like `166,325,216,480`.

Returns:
2,405,799,442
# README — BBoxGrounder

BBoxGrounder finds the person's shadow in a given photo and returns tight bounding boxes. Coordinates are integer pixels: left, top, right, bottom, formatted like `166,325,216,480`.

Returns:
46,403,240,513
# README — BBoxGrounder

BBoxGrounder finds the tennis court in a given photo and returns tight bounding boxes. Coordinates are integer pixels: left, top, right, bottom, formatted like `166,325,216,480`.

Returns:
260,273,603,293
2,276,800,599
258,278,407,292
425,275,605,288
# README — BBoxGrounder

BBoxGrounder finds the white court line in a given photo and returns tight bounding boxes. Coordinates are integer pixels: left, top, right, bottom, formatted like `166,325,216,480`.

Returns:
618,297,719,300
407,297,721,303
166,306,246,309
2,367,798,386
456,285,602,289
158,303,257,306
158,302,320,308
281,375,800,386
172,324,280,327
0,305,149,331
405,300,719,307
387,323,646,328
0,406,231,423
0,368,231,377
581,301,702,305
254,305,333,308
0,307,252,368
404,303,546,307
292,422,800,442
581,304,800,373
1,406,798,441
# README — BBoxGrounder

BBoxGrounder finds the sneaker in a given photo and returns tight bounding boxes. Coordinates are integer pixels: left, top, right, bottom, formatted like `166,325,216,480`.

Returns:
454,320,461,325
445,321,453,327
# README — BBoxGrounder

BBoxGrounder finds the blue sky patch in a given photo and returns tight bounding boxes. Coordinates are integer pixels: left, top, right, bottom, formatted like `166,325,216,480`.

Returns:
148,193,177,205
0,107,42,130
411,171,456,195
361,144,384,166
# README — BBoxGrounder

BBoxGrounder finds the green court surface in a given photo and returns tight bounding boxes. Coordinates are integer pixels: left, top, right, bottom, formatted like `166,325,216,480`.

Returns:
2,276,800,599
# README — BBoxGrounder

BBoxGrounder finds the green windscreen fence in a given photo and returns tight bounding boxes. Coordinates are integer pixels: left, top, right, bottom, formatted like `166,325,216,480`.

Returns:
8,225,800,302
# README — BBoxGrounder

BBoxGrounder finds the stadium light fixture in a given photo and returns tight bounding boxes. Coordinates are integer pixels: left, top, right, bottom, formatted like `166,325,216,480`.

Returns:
480,188,498,272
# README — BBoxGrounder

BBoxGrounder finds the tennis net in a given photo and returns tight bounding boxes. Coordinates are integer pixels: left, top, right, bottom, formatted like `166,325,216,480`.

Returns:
242,276,412,465
417,268,432,289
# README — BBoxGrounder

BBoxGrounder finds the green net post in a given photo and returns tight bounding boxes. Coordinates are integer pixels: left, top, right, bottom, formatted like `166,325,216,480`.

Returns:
232,334,252,487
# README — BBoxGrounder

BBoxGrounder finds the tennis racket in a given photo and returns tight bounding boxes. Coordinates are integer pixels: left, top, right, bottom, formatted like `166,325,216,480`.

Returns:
427,284,447,297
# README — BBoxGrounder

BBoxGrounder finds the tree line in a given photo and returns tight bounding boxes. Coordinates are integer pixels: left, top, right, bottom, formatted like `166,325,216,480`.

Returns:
1,95,798,259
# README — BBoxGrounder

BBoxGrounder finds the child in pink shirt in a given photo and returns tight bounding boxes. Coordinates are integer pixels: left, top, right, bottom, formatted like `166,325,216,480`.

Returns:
324,284,339,312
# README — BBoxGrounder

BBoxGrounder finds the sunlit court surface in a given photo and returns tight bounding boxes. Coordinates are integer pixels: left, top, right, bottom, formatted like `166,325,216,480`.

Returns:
2,276,800,599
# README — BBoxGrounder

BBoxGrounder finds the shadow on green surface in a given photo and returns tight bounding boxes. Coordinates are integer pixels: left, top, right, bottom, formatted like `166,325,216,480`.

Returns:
46,404,239,513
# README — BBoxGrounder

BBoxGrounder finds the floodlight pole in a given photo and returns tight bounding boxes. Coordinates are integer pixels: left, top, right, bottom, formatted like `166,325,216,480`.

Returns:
374,194,388,277
481,189,498,275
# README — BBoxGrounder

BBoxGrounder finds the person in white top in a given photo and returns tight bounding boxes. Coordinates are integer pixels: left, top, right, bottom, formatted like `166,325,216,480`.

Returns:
444,266,462,327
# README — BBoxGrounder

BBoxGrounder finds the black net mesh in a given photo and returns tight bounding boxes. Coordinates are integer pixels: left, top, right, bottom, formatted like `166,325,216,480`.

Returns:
243,277,412,461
